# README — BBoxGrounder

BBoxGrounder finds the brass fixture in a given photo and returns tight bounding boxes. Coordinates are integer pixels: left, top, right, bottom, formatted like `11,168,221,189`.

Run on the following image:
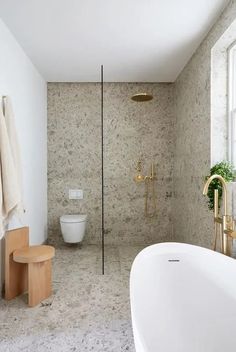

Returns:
203,174,233,256
131,93,153,102
134,161,157,217
203,175,228,214
133,160,145,183
145,163,157,218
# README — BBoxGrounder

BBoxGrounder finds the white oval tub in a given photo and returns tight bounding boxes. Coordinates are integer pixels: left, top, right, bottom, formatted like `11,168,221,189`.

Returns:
130,242,236,352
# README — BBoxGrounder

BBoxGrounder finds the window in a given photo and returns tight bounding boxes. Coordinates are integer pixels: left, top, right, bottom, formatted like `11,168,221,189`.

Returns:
228,42,236,167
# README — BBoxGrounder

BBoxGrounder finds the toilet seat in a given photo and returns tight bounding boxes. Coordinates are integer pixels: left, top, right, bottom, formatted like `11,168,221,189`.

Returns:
60,214,87,223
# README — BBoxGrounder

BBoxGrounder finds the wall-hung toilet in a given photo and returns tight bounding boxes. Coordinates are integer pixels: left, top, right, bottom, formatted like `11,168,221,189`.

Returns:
60,214,87,243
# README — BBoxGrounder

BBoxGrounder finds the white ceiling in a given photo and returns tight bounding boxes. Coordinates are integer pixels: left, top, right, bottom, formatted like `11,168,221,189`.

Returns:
0,0,229,82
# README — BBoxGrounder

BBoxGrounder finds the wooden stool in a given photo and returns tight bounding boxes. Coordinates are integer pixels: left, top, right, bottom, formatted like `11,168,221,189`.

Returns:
5,227,55,307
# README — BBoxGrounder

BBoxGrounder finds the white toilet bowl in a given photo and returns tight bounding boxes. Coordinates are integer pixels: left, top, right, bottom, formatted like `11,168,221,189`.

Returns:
60,214,87,243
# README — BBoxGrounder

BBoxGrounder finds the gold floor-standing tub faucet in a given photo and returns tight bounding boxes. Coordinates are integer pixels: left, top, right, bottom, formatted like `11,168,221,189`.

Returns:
203,174,234,256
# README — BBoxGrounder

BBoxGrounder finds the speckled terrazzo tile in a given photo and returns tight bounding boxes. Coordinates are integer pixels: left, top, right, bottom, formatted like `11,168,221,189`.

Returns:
0,246,137,351
48,82,174,247
0,323,135,352
118,245,144,275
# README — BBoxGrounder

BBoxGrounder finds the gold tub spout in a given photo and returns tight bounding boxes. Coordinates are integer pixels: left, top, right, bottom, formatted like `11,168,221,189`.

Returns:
203,174,228,215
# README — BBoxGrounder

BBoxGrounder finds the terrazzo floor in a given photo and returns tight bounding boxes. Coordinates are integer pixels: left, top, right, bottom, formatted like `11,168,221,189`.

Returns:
0,245,144,352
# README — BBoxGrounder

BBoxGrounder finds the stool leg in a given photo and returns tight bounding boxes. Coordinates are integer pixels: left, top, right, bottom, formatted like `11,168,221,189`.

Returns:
28,259,52,307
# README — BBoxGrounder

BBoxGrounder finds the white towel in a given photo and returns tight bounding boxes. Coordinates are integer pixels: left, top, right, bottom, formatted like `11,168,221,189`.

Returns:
0,97,23,238
3,96,24,215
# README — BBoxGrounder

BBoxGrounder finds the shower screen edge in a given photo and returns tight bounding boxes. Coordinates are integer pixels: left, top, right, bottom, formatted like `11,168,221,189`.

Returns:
101,65,105,275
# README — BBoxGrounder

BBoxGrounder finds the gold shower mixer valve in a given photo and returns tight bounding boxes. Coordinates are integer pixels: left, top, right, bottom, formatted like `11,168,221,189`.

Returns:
134,160,145,183
133,160,156,183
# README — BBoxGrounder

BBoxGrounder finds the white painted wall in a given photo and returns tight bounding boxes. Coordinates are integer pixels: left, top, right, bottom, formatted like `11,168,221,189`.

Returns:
0,19,47,289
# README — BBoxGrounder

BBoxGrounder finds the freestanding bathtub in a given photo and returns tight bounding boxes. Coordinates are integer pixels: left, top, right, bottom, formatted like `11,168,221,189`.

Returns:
130,242,236,352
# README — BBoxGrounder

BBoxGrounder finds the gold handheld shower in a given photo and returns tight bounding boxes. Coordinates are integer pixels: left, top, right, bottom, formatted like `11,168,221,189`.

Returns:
133,161,157,217
144,163,157,218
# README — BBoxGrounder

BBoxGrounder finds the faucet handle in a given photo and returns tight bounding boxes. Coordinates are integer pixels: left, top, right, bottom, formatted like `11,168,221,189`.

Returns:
214,216,222,224
225,215,234,229
224,229,236,239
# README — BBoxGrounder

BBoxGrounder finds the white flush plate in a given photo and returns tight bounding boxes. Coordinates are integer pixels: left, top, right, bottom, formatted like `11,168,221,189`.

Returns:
69,189,83,200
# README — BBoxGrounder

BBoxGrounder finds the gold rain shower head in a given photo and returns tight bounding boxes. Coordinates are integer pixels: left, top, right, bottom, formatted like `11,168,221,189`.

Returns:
131,93,153,102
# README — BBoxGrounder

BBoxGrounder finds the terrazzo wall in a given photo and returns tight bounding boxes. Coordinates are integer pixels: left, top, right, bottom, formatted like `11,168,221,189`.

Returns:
48,83,174,246
173,0,236,248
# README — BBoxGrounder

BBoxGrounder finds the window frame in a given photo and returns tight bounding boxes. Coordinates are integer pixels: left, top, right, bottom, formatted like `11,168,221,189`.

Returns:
228,41,236,167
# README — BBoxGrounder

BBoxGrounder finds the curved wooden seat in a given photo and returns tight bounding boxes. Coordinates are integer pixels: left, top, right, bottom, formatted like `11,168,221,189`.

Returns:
13,245,55,264
5,228,55,307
